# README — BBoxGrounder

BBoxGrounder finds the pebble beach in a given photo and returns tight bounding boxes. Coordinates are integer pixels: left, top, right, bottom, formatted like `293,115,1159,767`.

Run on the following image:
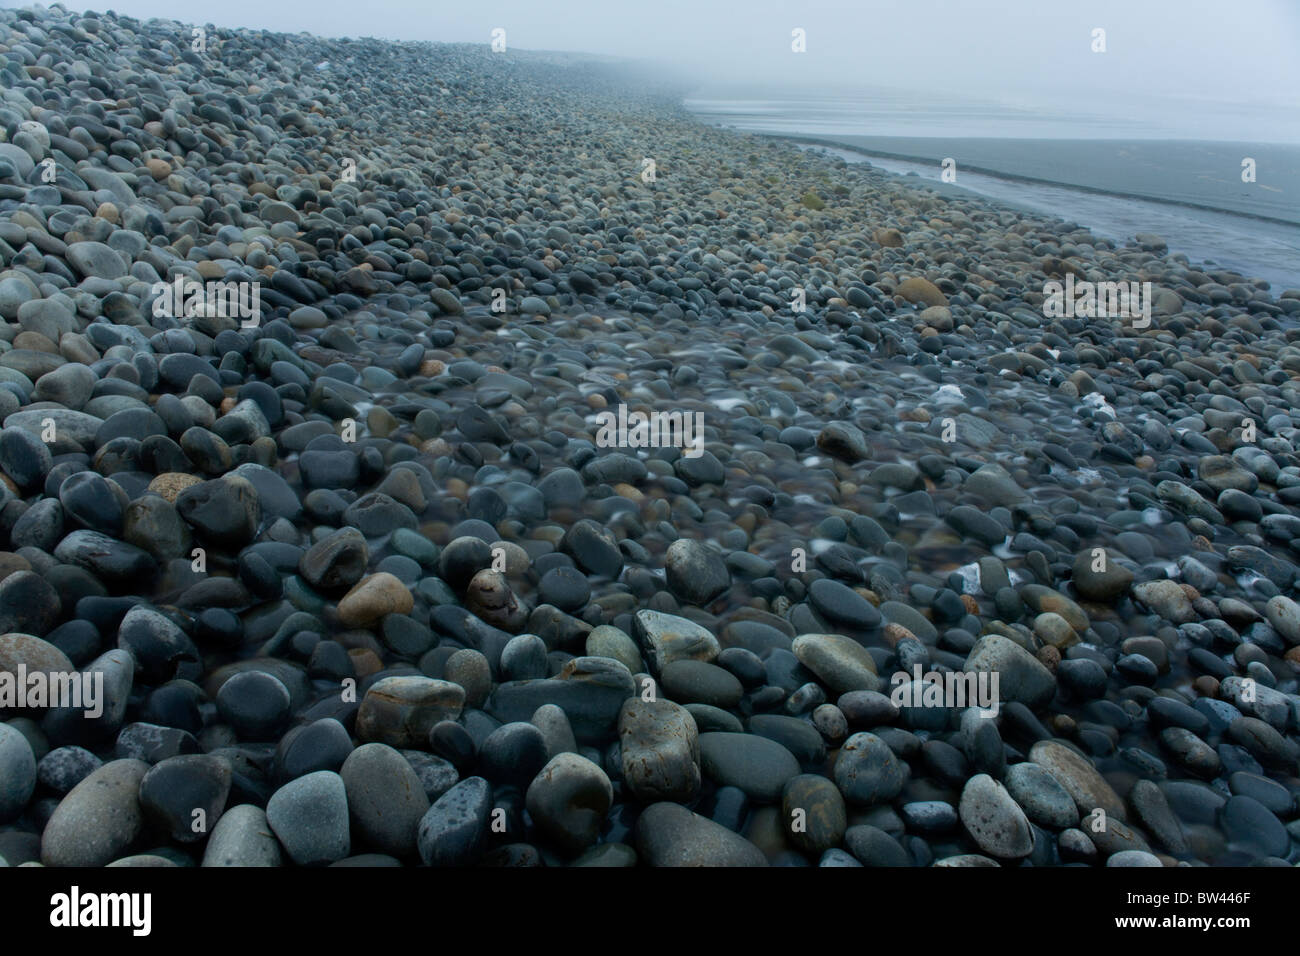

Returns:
1,5,1300,869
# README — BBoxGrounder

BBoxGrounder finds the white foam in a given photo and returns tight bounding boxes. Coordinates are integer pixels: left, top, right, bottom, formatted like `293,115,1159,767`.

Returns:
809,538,839,555
1082,391,1117,419
1235,570,1267,591
819,359,857,373
954,562,982,595
711,397,750,412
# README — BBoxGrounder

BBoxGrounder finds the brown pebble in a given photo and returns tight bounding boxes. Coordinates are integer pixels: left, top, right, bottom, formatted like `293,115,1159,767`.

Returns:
348,648,384,679
882,623,915,647
1048,713,1076,736
613,483,643,501
1193,675,1220,697
148,472,202,503
0,552,32,584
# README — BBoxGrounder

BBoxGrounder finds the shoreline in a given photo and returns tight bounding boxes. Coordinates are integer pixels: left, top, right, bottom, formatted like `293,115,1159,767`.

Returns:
745,132,1300,230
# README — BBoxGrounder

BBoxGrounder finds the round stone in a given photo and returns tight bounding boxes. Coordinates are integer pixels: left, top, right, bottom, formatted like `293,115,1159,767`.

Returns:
833,732,908,805
265,770,351,866
216,670,292,741
478,722,549,789
524,752,613,856
537,566,591,613
782,773,847,855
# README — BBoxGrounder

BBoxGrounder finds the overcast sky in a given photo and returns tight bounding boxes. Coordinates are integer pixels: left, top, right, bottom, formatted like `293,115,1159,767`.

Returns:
19,1,1300,139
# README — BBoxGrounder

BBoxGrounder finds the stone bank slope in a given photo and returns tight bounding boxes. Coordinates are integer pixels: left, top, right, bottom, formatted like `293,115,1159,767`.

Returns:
0,4,1299,869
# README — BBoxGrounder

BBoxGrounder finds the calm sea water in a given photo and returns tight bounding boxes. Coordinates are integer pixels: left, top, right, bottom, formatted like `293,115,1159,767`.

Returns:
685,90,1300,292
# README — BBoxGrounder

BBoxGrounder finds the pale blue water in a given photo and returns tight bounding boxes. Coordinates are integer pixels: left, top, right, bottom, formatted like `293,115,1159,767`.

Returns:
686,90,1300,292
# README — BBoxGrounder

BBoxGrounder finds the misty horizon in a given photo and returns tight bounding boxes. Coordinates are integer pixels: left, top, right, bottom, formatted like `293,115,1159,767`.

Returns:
7,0,1298,143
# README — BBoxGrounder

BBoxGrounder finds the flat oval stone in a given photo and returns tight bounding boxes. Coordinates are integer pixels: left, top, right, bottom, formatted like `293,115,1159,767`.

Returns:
699,731,800,803
1029,739,1126,821
959,773,1034,859
340,743,430,858
660,659,743,707
792,633,881,694
635,801,767,866
41,758,148,866
1003,761,1079,828
808,579,882,629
